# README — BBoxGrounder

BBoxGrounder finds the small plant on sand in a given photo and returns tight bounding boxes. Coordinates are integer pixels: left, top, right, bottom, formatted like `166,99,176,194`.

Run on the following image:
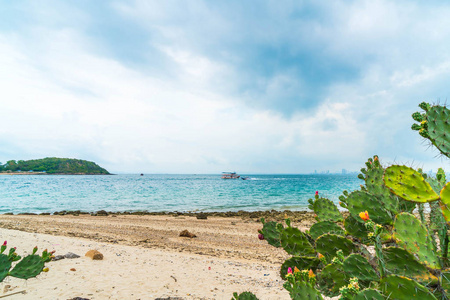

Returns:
0,241,54,281
251,102,450,299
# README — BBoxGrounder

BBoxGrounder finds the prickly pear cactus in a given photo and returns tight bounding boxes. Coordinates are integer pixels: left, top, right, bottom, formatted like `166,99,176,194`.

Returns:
412,102,450,158
354,289,384,300
358,155,407,214
342,190,392,225
380,275,437,299
384,165,439,203
392,213,440,269
439,182,450,222
309,197,343,222
280,226,316,256
342,254,378,282
315,234,356,262
382,246,438,285
280,256,320,280
259,219,281,247
0,242,53,282
232,291,259,300
309,221,344,240
317,262,349,297
343,215,369,243
288,282,323,300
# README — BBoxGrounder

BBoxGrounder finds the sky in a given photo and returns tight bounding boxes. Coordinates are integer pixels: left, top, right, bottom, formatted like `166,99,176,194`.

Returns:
1,1,450,174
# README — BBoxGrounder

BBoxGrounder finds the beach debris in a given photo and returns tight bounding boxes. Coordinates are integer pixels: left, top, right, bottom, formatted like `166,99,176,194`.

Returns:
70,268,76,271
196,213,208,220
179,230,196,238
69,298,90,300
85,250,103,260
64,252,80,259
154,298,184,300
52,255,65,261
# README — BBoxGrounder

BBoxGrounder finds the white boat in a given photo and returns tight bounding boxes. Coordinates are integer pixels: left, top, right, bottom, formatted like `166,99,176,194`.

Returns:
221,172,240,179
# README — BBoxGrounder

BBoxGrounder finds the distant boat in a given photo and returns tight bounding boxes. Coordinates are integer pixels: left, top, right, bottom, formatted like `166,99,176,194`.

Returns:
221,172,240,179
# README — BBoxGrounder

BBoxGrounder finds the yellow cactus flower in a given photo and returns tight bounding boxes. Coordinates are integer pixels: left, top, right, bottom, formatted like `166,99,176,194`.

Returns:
309,269,315,278
42,267,49,272
294,266,300,273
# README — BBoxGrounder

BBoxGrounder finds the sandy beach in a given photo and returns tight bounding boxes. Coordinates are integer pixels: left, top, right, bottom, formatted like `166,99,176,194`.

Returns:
0,212,316,299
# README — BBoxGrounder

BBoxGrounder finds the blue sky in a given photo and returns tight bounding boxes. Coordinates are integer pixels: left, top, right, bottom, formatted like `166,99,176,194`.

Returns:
1,1,450,174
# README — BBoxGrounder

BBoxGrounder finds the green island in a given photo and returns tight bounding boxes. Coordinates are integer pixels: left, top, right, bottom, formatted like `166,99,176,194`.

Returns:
0,157,110,175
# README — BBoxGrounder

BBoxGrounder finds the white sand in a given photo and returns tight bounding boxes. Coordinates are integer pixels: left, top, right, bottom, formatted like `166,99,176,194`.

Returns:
0,228,289,299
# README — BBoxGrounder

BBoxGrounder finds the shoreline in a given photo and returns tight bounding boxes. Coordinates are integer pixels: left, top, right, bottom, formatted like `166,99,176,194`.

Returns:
5,209,322,223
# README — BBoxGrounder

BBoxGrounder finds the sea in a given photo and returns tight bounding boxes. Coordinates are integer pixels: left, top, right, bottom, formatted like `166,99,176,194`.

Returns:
0,174,361,214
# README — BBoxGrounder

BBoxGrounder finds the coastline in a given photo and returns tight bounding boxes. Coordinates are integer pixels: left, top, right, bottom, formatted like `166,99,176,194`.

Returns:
0,213,315,299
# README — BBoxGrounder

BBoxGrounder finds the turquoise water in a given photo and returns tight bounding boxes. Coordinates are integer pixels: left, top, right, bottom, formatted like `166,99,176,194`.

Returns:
0,174,361,214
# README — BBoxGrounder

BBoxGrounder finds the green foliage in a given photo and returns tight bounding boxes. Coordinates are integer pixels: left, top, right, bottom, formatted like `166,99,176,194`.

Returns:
231,291,259,300
0,242,53,282
309,221,345,240
343,254,378,282
248,103,450,299
380,275,437,299
384,165,439,203
412,102,450,158
392,213,440,269
1,157,110,174
309,197,343,222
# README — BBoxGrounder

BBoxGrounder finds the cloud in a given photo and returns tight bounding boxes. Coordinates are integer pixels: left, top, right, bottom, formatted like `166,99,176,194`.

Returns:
1,1,450,173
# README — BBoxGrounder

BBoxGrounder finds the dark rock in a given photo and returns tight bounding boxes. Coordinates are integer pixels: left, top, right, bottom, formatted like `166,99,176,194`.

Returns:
64,252,80,259
96,210,108,216
196,213,208,220
52,255,65,261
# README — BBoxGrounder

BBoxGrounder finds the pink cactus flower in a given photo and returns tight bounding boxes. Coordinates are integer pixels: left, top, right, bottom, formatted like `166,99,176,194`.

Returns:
258,234,264,240
2,241,6,246
315,191,319,196
287,267,293,275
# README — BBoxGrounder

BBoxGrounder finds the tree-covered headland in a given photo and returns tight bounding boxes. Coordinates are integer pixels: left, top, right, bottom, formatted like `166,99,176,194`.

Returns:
0,157,110,175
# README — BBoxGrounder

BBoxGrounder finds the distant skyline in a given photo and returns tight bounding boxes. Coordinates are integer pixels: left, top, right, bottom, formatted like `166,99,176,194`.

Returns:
1,1,450,174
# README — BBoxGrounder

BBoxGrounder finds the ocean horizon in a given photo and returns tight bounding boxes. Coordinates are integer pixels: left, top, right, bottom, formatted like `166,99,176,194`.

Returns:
0,174,361,214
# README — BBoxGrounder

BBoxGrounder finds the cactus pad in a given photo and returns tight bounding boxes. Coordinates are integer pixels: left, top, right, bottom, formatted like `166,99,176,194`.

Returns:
384,165,439,203
380,275,437,299
9,255,45,279
280,256,320,280
416,104,450,158
439,182,450,223
0,255,11,282
288,282,323,300
344,215,369,243
441,270,450,296
317,263,349,297
393,213,440,269
280,227,316,256
343,254,378,281
382,246,438,285
259,220,281,247
232,291,259,300
315,234,357,261
344,190,392,225
354,289,384,300
312,197,343,222
309,221,344,240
